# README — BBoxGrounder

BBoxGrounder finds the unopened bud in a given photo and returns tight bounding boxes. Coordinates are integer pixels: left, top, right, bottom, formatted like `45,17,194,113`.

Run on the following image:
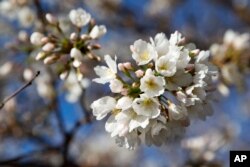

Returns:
132,82,139,88
41,37,49,44
36,52,47,60
45,13,58,25
70,48,82,59
18,30,28,42
43,54,59,64
30,32,44,45
23,68,33,81
118,63,125,72
123,62,132,70
147,63,153,68
81,34,90,40
121,88,128,96
89,25,107,39
91,44,101,49
70,32,78,41
135,69,144,78
42,43,55,52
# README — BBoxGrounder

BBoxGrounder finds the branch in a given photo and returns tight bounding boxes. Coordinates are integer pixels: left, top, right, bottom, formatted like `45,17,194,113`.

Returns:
0,71,40,110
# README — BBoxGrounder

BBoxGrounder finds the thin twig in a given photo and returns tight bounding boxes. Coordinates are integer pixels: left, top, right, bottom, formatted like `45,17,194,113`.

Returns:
0,71,40,110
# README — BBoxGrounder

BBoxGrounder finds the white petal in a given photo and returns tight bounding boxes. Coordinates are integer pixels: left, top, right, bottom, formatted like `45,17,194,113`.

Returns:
91,96,116,120
104,55,117,74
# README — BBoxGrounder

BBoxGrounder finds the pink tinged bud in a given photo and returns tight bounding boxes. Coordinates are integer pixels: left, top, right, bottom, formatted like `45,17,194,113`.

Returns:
118,63,125,72
45,13,58,25
123,62,132,70
70,32,78,41
36,52,47,60
135,69,144,78
23,68,33,81
42,43,55,52
121,88,128,96
41,37,49,44
43,54,59,64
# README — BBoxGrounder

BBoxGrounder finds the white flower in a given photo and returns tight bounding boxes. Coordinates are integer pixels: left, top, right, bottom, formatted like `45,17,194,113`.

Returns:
186,85,206,102
93,55,117,84
91,96,116,120
106,108,149,137
89,25,107,39
176,48,190,69
140,69,165,97
115,131,140,150
221,63,243,86
165,70,193,91
30,32,44,46
169,31,185,45
18,7,35,28
116,96,133,111
64,71,90,103
150,33,169,57
223,30,250,50
155,56,177,77
168,103,187,120
132,94,160,118
69,8,91,27
109,79,123,93
131,39,157,65
195,50,210,64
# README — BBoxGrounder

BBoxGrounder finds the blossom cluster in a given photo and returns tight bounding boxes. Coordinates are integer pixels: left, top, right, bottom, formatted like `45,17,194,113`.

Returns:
30,8,106,81
210,30,250,95
91,31,218,149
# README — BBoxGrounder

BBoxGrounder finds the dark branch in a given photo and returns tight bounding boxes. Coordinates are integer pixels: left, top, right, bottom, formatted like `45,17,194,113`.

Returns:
0,71,40,110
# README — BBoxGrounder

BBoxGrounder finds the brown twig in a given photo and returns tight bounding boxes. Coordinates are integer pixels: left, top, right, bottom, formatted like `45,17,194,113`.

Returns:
0,71,40,110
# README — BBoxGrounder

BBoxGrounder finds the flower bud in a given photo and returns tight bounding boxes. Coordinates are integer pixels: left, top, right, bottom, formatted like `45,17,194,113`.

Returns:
41,37,49,44
118,63,125,72
123,62,132,70
81,34,91,40
23,68,33,81
135,69,144,78
70,48,82,59
36,52,47,60
89,25,107,39
42,43,55,52
18,30,28,42
70,32,78,41
30,32,44,45
45,13,58,25
43,54,59,64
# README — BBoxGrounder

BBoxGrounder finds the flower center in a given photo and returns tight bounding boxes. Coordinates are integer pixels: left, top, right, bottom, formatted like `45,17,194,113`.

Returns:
140,51,149,61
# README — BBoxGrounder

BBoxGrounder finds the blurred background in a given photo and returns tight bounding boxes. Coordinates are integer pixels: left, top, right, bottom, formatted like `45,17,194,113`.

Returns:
0,0,250,166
